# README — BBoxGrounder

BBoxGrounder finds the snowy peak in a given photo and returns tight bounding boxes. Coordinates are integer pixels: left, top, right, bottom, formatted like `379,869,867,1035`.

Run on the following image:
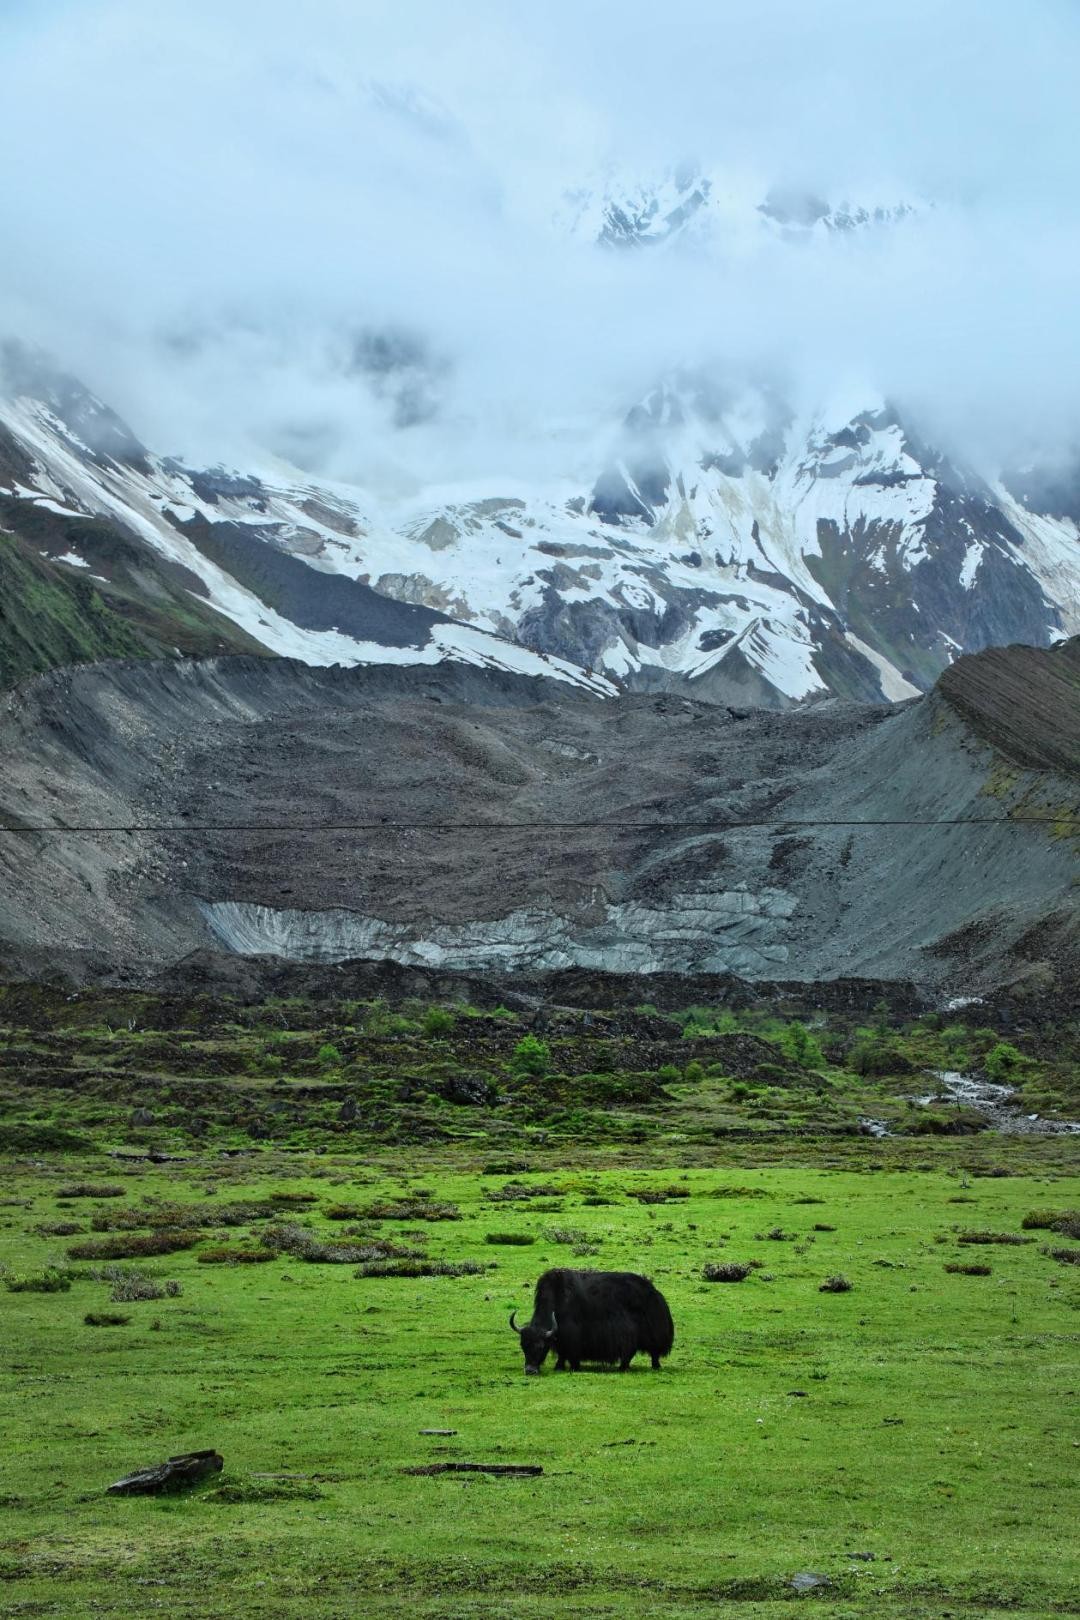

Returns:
0,351,1077,709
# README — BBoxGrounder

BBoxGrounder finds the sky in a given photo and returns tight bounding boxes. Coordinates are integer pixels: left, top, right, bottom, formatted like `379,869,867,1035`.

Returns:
2,0,1080,490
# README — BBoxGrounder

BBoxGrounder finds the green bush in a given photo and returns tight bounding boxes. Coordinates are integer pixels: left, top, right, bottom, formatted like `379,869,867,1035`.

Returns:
819,1274,853,1293
983,1042,1031,1082
683,1060,705,1082
510,1034,551,1076
318,1043,343,1068
657,1064,681,1083
422,1007,455,1037
4,1268,71,1293
68,1231,201,1260
1022,1208,1080,1238
197,1247,277,1265
484,1232,536,1246
703,1262,752,1282
779,1021,825,1069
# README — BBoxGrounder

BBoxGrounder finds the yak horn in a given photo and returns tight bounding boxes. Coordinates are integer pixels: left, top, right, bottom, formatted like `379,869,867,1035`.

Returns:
547,1311,558,1337
509,1310,521,1333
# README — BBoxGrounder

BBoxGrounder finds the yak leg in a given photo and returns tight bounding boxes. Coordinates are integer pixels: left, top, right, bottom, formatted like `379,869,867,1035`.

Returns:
619,1356,633,1371
554,1355,567,1371
650,1354,662,1369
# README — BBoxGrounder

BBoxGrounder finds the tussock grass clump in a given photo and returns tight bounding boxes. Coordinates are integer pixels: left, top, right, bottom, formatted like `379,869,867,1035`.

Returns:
703,1262,752,1282
760,1227,795,1241
323,1204,363,1221
57,1184,125,1199
4,1268,71,1293
84,1311,130,1326
580,1194,614,1207
267,1190,319,1207
955,1230,1032,1246
484,1232,535,1246
945,1262,992,1276
100,1267,182,1302
630,1186,691,1205
197,1247,277,1265
813,1223,837,1232
353,1258,486,1279
365,1198,462,1222
1043,1245,1080,1265
1022,1208,1080,1238
68,1231,201,1260
819,1274,853,1293
35,1221,84,1237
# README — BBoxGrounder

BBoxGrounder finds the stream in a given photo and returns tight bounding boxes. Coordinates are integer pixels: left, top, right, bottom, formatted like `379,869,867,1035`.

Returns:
861,1069,1080,1138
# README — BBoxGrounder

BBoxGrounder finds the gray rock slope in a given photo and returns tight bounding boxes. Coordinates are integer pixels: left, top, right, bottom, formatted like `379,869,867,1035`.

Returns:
0,642,1076,992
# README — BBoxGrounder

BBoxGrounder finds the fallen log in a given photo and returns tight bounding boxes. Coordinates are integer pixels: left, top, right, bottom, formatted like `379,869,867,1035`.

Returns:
108,1450,223,1494
404,1462,542,1477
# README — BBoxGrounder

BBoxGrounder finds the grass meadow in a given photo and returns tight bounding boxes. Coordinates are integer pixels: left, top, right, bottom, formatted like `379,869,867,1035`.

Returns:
1,1149,1078,1619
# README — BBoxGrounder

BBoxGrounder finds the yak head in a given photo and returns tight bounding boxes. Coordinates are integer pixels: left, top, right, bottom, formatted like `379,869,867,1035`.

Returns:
510,1309,557,1375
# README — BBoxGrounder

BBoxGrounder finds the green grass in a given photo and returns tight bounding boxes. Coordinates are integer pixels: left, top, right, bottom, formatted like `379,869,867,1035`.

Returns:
0,987,1077,1614
0,1150,1077,1619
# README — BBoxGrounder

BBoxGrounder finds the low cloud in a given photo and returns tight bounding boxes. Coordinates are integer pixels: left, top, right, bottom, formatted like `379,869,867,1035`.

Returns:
2,0,1079,488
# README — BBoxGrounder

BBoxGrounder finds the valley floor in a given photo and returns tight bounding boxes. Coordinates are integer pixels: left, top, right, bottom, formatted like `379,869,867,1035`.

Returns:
1,992,1077,1618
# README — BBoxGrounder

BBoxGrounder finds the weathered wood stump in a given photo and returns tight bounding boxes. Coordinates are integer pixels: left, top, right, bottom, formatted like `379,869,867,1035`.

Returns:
107,1450,223,1494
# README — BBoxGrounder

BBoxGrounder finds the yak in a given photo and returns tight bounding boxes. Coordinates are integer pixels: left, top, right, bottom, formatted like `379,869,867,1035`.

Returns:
510,1267,674,1375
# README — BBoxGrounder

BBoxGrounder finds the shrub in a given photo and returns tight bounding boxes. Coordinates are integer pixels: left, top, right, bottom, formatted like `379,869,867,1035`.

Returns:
703,1262,752,1282
657,1064,682,1084
267,1190,318,1206
101,1268,182,1302
84,1311,130,1326
510,1035,551,1076
761,1227,794,1241
848,1041,911,1077
484,1232,536,1246
813,1223,837,1233
1044,1246,1080,1265
263,1223,421,1263
68,1231,201,1260
483,1184,559,1203
364,1199,461,1221
324,1204,363,1221
92,1202,204,1232
779,1021,825,1070
955,1230,1032,1246
1022,1208,1080,1238
4,1268,71,1293
57,1184,126,1199
353,1258,486,1279
197,1247,277,1265
318,1043,343,1067
544,1227,590,1245
630,1187,691,1205
422,1007,455,1037
984,1042,1031,1082
819,1274,853,1293
35,1221,84,1237
683,1060,705,1082
581,1194,614,1206
944,1263,992,1276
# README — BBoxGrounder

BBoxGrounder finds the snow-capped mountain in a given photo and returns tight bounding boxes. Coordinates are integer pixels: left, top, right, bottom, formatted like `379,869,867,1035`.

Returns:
1,337,1077,704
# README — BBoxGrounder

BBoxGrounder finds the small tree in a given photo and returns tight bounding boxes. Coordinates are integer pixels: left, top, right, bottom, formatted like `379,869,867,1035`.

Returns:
510,1034,551,1076
780,1021,825,1070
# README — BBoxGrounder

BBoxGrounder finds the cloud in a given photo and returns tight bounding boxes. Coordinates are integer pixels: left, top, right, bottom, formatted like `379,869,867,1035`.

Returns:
2,0,1080,487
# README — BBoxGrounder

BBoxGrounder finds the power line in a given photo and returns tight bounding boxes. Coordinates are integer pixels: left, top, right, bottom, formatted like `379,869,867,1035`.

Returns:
0,815,1078,835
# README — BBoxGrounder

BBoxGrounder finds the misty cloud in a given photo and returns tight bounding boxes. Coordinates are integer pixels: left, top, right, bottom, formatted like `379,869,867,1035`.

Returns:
2,0,1080,488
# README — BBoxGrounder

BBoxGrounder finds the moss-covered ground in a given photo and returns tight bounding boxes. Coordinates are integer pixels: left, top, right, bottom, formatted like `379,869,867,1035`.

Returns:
1,989,1077,1617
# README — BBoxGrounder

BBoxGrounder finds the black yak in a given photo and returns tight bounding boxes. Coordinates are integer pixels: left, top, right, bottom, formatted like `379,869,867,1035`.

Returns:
510,1267,674,1375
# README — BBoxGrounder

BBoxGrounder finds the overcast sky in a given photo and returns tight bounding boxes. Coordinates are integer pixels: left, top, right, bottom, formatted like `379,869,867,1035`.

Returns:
2,0,1079,489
